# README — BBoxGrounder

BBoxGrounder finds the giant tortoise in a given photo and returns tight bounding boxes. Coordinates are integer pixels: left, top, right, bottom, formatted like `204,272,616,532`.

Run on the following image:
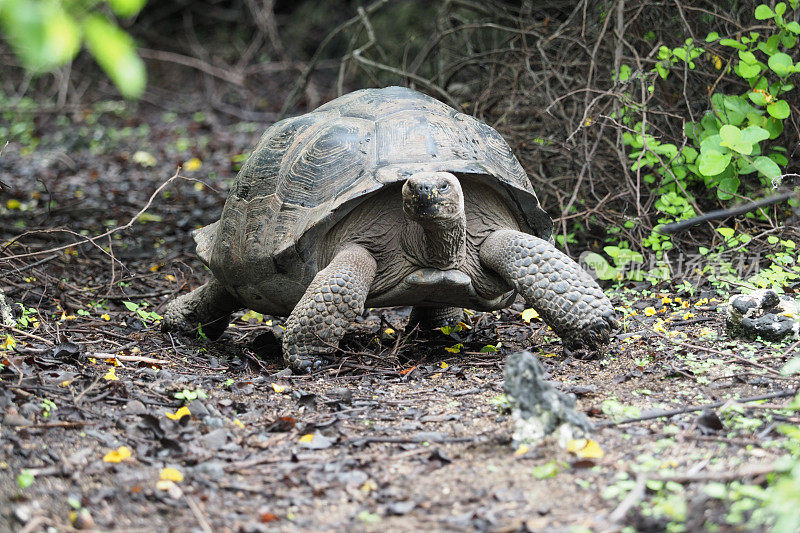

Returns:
162,86,618,370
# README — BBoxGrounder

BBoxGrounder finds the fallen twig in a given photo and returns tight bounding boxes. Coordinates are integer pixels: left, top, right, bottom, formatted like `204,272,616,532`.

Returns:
597,389,798,427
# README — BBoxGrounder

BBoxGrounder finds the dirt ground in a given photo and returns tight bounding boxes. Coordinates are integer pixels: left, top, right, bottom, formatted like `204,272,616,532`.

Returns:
1,85,799,532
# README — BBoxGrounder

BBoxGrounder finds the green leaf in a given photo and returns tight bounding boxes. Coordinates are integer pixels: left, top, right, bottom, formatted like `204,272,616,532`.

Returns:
705,31,719,42
753,156,781,179
697,149,732,176
719,38,747,50
768,99,790,119
107,0,148,17
737,62,761,79
754,4,775,19
739,125,770,146
681,146,698,163
717,176,740,200
700,134,727,155
717,227,735,240
123,301,139,312
531,461,560,480
739,51,757,64
17,469,35,489
763,116,784,139
768,52,794,76
617,64,631,82
580,252,619,281
748,91,768,106
786,21,800,34
769,152,789,166
781,356,800,376
0,0,81,71
719,124,753,155
775,2,787,16
83,15,146,99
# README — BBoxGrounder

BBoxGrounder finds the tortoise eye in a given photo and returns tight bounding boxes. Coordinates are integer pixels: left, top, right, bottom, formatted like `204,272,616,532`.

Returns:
438,182,450,191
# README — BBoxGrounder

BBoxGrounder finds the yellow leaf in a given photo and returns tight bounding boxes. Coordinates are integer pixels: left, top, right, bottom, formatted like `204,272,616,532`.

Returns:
185,157,202,172
440,361,450,369
165,274,176,282
240,310,264,323
160,467,184,482
165,406,191,420
713,55,722,69
193,182,205,191
271,383,286,393
101,313,111,321
105,357,121,367
567,439,604,459
682,312,694,320
1,335,16,350
103,446,132,463
149,264,162,272
233,419,245,429
60,380,72,387
540,352,558,358
299,433,314,443
360,479,377,492
104,367,119,381
6,199,21,210
444,344,462,354
521,308,539,323
514,444,530,456
383,327,395,335
644,307,657,316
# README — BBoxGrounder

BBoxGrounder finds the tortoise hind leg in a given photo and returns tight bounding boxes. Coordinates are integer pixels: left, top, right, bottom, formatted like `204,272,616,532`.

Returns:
162,278,240,340
407,307,464,332
480,230,618,354
283,245,377,372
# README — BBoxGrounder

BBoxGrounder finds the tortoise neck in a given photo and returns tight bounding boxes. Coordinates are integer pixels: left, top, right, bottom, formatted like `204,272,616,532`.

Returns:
402,214,467,270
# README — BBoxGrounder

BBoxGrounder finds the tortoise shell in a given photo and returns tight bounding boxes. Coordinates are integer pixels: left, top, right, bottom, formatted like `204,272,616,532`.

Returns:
197,86,552,296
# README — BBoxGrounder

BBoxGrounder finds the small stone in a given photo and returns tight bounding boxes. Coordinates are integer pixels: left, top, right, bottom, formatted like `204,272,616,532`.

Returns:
125,400,147,415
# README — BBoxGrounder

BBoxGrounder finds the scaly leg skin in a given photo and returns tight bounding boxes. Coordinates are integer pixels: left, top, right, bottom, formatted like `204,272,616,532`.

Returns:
480,230,618,356
162,278,240,340
407,307,464,332
283,245,377,372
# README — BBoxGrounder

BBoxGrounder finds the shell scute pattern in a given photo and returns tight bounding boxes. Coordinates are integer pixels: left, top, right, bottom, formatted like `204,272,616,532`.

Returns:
233,114,317,201
278,118,375,208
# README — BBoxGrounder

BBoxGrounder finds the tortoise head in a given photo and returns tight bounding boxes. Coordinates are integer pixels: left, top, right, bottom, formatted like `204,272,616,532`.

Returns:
402,172,464,224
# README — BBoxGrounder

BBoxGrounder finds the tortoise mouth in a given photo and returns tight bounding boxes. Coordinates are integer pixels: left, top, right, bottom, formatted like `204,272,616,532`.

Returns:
402,196,454,219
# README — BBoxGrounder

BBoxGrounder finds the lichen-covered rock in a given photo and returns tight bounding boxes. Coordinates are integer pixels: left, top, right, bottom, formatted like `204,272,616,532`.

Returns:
503,351,592,447
726,289,800,341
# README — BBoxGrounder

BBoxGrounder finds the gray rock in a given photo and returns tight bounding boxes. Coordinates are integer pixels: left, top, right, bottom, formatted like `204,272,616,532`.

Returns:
726,289,800,341
503,351,592,447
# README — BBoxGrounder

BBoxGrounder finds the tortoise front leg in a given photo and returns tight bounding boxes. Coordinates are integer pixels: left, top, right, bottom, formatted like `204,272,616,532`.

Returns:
162,278,241,340
480,230,618,354
283,245,377,372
